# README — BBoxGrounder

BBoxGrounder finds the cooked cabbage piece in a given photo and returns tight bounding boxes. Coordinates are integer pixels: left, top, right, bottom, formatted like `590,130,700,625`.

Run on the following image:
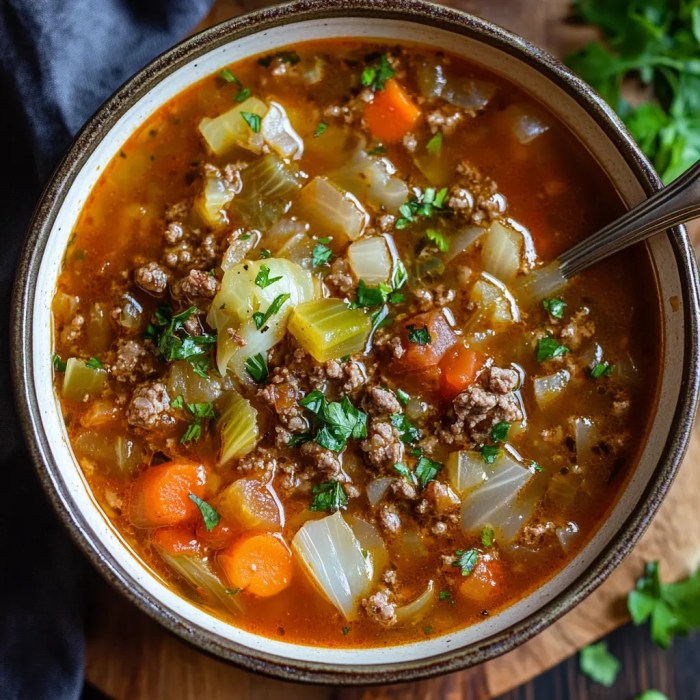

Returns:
347,237,391,284
287,298,372,362
62,357,108,402
469,273,521,327
261,100,304,160
198,96,267,155
194,169,239,227
481,221,523,282
218,390,260,464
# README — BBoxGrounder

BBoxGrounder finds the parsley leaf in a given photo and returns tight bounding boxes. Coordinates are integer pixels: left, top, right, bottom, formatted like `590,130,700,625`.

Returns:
53,354,67,372
300,392,368,453
235,87,252,102
310,480,348,512
241,111,261,133
172,394,216,444
245,353,268,383
219,68,237,83
287,433,312,447
367,145,387,155
536,336,570,363
391,260,408,290
579,642,621,687
439,589,454,604
259,248,272,259
85,356,103,369
590,362,615,378
395,187,449,229
542,297,566,319
425,228,449,253
480,444,501,464
313,121,328,137
627,560,700,649
481,526,495,547
407,324,431,345
414,456,443,489
389,413,420,444
312,242,333,267
360,53,395,91
188,493,221,531
396,388,410,406
252,293,290,330
341,626,351,635
453,549,479,576
426,131,443,155
254,264,282,289
393,462,417,485
490,421,511,442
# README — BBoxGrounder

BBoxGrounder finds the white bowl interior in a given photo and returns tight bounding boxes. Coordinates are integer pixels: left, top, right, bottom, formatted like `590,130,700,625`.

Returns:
33,17,684,665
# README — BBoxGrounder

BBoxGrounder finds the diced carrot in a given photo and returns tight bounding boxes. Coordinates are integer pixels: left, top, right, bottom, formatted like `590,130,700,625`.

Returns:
152,526,201,556
439,345,486,399
218,533,293,598
127,460,207,529
458,555,504,605
399,310,457,372
364,79,422,143
196,517,236,550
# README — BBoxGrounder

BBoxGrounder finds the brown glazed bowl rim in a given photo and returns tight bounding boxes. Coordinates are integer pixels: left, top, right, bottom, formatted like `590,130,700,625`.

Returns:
11,0,700,686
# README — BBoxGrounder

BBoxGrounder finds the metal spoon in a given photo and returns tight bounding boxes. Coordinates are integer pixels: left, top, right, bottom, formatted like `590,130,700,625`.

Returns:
516,159,700,299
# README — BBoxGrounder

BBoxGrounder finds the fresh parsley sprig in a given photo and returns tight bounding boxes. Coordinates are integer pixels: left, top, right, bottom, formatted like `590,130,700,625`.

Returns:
310,479,348,512
360,53,395,91
171,394,216,444
396,187,449,229
299,391,368,452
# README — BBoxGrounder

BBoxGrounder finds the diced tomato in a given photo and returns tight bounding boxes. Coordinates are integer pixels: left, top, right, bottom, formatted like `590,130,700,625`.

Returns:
439,345,486,399
398,310,457,371
196,517,237,550
152,526,201,556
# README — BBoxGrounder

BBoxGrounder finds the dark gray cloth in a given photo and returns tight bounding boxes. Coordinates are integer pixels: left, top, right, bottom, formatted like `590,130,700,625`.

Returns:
0,2,214,698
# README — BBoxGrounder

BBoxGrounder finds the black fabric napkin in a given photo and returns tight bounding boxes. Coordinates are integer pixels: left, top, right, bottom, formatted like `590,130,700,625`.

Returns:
0,2,214,698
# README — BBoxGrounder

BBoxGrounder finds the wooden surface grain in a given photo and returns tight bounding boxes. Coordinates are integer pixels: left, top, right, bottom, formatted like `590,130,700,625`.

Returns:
84,1,700,698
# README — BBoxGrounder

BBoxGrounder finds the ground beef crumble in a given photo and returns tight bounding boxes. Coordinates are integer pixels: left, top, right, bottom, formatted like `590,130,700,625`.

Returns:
126,382,175,429
362,588,397,626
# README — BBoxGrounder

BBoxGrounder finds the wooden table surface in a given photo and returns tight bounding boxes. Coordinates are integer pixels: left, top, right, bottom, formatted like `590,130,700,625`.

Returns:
84,1,700,698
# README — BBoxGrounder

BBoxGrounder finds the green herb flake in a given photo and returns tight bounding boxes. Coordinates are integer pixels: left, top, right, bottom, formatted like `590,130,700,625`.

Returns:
481,526,495,548
188,493,221,531
590,362,615,379
453,549,479,577
310,479,348,513
480,444,501,464
245,353,269,383
407,324,431,345
258,248,272,259
300,392,368,452
287,433,312,447
426,131,443,155
241,111,261,133
422,625,433,635
53,354,67,372
536,336,570,363
530,461,544,473
395,187,449,229
579,642,621,688
314,121,328,137
414,456,443,489
85,356,103,370
396,388,410,406
490,421,511,443
425,228,449,253
542,296,566,319
252,293,291,330
219,68,237,83
172,394,216,444
391,260,408,290
341,626,351,635
235,87,252,102
393,462,417,485
367,145,387,155
254,264,282,289
389,413,420,444
438,590,454,604
312,242,333,268
360,53,395,91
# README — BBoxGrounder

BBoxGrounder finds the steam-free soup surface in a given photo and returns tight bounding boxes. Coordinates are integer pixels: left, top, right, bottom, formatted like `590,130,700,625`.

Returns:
52,40,659,647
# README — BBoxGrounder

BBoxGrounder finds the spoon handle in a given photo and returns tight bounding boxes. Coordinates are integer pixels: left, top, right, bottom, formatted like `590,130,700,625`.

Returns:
558,159,700,279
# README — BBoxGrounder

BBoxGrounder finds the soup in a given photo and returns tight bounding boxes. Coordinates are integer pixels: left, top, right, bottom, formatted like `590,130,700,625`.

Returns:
51,40,660,647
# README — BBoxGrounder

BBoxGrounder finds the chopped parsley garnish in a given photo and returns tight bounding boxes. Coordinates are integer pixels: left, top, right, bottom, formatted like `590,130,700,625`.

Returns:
415,456,443,489
171,394,216,443
395,187,449,229
299,392,367,452
257,50,300,67
389,412,420,444
245,353,268,383
480,444,501,464
367,145,387,155
341,626,351,635
252,293,290,330
188,493,221,531
536,336,570,363
235,87,252,102
360,53,395,91
530,461,544,473
254,264,282,289
287,433,312,447
53,354,67,372
407,324,431,345
579,642,621,688
490,421,511,443
438,589,454,604
396,388,410,406
313,121,328,137
352,280,392,308
219,68,237,83
310,479,348,513
85,356,103,369
145,305,216,379
423,625,433,635
426,132,443,155
218,70,251,102
628,560,700,649
542,296,566,319
481,526,495,548
393,462,417,485
391,260,408,290
453,549,479,576
590,362,615,379
312,242,333,267
241,111,261,133
258,248,272,259
425,228,449,253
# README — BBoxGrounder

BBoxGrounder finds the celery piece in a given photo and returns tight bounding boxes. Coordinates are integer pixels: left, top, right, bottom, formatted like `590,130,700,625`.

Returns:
198,96,267,156
288,299,371,362
218,390,260,465
62,357,108,402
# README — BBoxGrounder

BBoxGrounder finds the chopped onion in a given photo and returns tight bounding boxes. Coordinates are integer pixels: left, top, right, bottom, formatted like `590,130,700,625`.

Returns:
533,370,571,407
347,237,392,284
261,100,304,160
159,550,243,614
555,521,579,551
443,78,496,111
575,417,599,471
416,60,447,98
460,453,533,542
508,104,550,144
481,221,523,282
615,353,640,383
469,272,521,325
292,511,373,620
367,477,392,508
443,226,486,263
220,231,260,271
513,261,568,305
395,580,435,624
405,397,431,421
546,473,582,511
346,514,389,583
194,170,239,227
167,360,222,404
117,293,143,331
579,342,603,369
265,218,308,253
447,450,487,496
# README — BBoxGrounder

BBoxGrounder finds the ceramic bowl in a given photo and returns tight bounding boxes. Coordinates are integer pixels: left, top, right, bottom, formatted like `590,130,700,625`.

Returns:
12,0,700,685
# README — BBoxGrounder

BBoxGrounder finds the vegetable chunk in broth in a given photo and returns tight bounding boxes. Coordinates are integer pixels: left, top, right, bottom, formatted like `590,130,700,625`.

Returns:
52,41,660,647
